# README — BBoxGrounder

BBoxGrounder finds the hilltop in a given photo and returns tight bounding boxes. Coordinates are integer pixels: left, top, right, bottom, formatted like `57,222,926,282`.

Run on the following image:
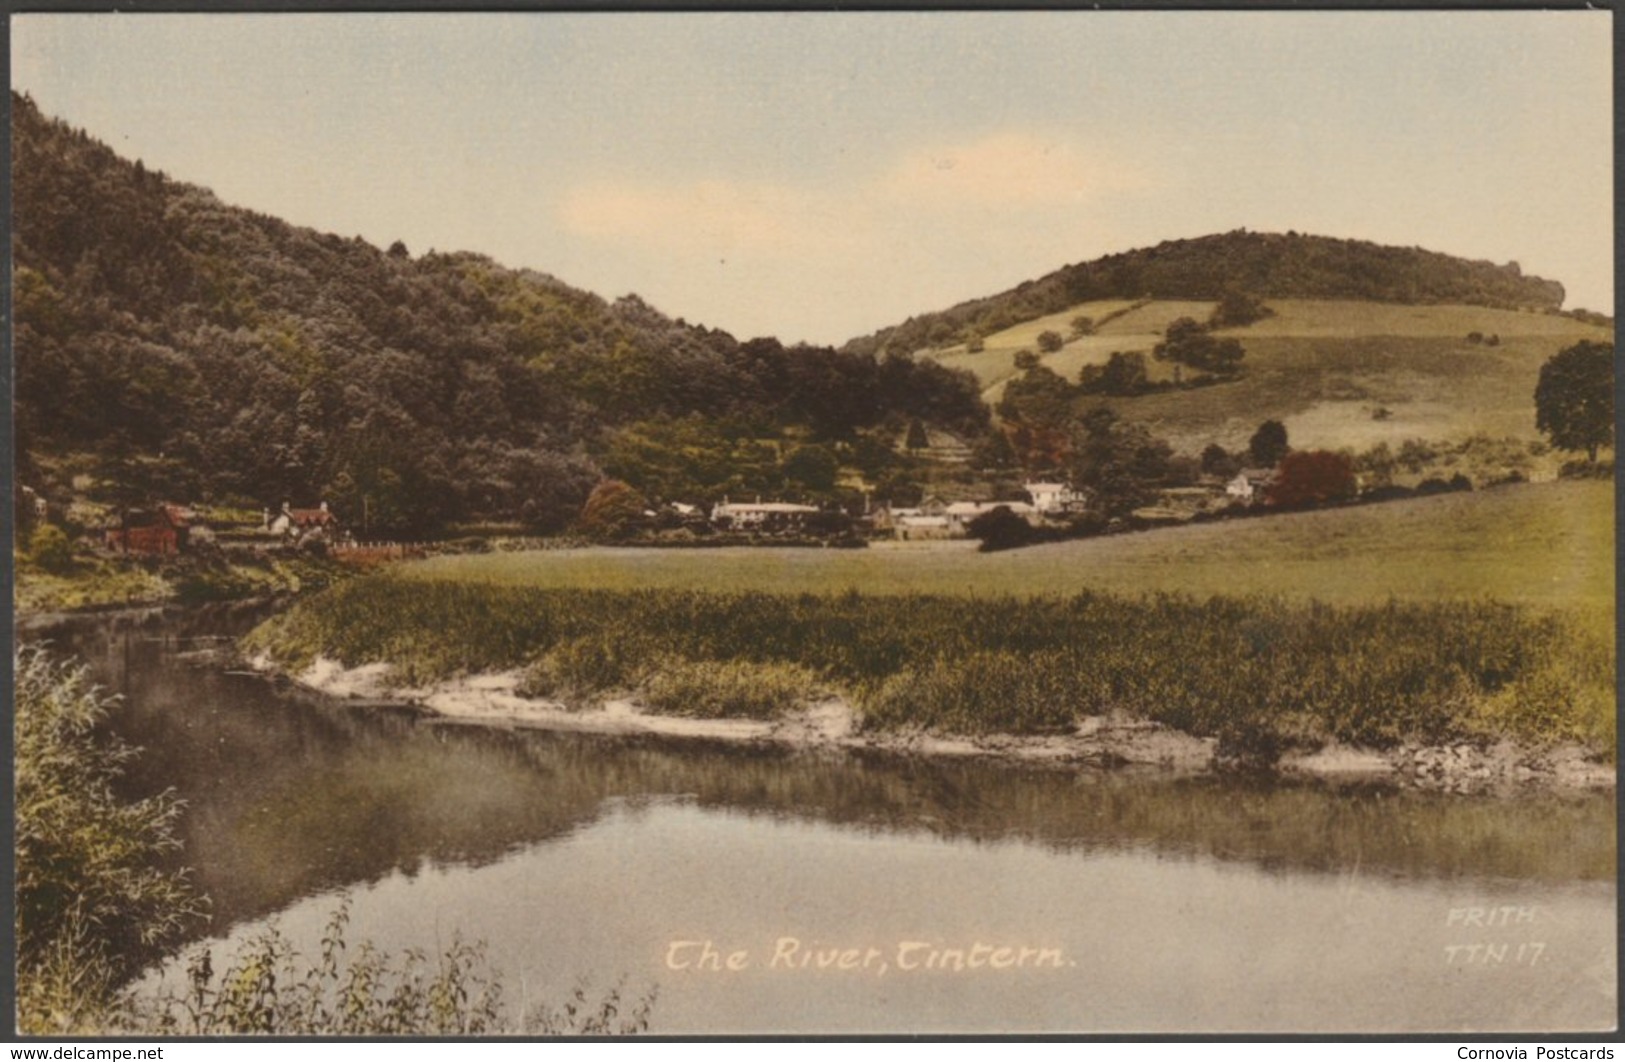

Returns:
841,229,1572,359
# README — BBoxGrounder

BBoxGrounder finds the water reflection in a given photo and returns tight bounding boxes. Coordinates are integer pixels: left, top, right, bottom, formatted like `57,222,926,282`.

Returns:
30,608,1617,1033
36,608,1617,924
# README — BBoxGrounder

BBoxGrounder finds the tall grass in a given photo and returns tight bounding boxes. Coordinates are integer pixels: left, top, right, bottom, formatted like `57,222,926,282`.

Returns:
246,578,1614,755
642,658,819,719
144,898,654,1036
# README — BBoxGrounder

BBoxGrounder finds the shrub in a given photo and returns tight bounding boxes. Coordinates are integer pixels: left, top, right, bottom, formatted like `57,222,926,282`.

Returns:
641,658,818,719
966,505,1035,552
576,480,647,540
1559,457,1615,480
15,648,205,1034
861,651,1080,735
518,633,657,705
1208,290,1272,329
28,523,75,574
147,898,654,1035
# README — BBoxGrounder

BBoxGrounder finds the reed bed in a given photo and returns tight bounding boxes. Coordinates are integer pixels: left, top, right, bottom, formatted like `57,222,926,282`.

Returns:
244,577,1614,755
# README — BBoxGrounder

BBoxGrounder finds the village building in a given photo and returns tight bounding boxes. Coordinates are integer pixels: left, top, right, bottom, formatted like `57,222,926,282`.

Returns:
876,495,1054,540
1226,469,1276,505
710,500,820,532
105,504,193,555
1023,481,1083,514
266,500,340,543
892,512,954,540
943,500,1037,536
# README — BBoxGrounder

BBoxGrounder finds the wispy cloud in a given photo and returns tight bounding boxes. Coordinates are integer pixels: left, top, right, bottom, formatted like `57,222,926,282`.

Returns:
560,130,1145,255
879,131,1149,211
554,129,1155,341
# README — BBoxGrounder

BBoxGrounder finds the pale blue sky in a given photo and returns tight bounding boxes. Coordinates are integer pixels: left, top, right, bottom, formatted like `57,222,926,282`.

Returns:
13,12,1613,345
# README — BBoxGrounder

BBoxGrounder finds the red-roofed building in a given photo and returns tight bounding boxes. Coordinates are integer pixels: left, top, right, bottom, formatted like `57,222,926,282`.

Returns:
105,504,192,555
266,501,339,543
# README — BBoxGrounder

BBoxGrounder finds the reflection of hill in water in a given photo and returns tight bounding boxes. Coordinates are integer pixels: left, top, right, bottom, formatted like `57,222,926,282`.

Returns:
42,609,1617,942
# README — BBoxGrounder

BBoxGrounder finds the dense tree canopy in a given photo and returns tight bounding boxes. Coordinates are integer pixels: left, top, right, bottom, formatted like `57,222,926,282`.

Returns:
1267,451,1357,509
1247,420,1291,468
1208,290,1273,329
12,94,988,535
1067,407,1173,518
1153,318,1246,376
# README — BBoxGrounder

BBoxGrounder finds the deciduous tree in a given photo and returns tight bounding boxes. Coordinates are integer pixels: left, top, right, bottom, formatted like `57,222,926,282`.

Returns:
1535,340,1614,463
1267,450,1357,508
1247,420,1290,468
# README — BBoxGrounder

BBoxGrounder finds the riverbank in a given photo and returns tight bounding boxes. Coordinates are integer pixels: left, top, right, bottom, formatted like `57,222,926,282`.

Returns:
13,548,350,616
262,651,1615,794
244,577,1616,765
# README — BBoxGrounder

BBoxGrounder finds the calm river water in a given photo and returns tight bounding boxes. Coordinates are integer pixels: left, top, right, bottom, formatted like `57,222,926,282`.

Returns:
30,607,1617,1034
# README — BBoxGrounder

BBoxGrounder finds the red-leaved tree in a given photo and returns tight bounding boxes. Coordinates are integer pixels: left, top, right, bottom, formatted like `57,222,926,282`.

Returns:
1267,450,1356,509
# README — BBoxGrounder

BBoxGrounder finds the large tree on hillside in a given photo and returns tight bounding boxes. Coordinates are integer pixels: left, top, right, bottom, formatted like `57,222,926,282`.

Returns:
1154,318,1245,376
1068,407,1173,518
1247,420,1290,468
1535,340,1614,463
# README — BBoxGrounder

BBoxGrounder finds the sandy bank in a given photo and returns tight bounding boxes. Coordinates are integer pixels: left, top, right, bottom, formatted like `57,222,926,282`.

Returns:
265,655,1614,793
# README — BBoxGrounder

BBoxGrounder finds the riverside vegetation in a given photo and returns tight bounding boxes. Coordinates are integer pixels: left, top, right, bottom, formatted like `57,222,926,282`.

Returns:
14,646,652,1036
245,578,1614,761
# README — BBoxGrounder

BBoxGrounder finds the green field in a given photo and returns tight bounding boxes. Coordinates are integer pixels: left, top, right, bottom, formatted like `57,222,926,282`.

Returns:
926,298,1143,396
255,480,1615,752
1224,299,1603,340
928,297,1610,451
1146,301,1612,452
407,480,1612,622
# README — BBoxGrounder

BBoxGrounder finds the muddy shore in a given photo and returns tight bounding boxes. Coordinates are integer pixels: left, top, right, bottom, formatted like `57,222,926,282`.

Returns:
260,655,1615,794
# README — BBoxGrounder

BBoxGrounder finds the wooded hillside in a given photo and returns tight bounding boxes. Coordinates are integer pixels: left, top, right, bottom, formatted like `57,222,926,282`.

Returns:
12,94,985,533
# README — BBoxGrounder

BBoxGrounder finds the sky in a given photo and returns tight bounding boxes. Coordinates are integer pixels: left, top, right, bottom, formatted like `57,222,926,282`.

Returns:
11,12,1614,346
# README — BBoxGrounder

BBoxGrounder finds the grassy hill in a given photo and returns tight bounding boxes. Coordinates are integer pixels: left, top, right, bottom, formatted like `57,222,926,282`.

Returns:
1103,300,1609,453
930,299,1214,400
929,295,1611,454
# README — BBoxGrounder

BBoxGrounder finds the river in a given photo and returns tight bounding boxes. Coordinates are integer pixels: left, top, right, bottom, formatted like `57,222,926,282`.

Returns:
26,606,1617,1034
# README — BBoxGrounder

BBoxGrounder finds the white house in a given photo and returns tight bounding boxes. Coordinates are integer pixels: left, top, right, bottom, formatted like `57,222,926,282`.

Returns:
710,500,820,531
1023,481,1082,513
1226,469,1275,504
265,500,338,542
